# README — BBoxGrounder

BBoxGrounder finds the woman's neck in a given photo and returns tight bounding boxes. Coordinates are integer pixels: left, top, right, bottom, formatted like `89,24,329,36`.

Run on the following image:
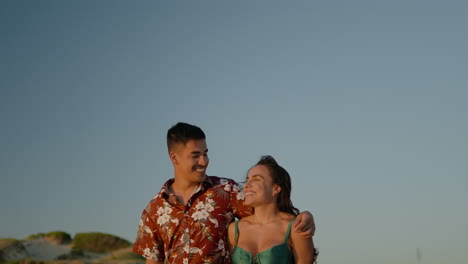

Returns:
250,204,282,224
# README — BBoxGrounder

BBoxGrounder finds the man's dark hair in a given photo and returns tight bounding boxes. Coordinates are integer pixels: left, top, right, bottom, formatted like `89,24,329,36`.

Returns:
254,155,300,216
167,122,206,152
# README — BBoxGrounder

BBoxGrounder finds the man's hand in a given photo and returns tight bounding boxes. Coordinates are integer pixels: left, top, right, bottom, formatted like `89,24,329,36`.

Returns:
293,211,315,238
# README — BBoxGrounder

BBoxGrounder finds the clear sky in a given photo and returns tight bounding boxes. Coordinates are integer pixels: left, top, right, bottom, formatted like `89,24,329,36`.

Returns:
1,1,467,263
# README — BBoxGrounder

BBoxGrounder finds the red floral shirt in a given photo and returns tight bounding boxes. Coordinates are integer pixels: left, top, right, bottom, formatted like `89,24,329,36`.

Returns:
133,176,252,264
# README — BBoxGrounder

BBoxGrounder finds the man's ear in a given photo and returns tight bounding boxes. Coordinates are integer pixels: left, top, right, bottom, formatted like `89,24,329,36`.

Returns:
169,151,177,165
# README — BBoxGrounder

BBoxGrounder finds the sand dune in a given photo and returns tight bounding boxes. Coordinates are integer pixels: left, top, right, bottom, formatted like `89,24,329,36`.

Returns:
1,238,71,261
1,238,141,263
22,239,71,260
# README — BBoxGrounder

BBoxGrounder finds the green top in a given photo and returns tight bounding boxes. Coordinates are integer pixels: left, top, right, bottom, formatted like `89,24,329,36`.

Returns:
231,218,295,264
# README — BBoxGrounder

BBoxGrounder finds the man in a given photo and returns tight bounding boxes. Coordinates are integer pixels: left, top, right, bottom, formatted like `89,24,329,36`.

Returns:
133,122,315,264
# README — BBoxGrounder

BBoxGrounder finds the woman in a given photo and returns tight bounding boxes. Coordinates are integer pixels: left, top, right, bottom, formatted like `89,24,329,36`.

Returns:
228,155,318,264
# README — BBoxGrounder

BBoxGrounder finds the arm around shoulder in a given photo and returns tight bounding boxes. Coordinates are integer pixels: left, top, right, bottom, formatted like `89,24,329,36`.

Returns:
293,211,315,237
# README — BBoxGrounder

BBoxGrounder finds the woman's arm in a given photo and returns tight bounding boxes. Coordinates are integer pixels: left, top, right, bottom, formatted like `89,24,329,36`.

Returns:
291,228,316,264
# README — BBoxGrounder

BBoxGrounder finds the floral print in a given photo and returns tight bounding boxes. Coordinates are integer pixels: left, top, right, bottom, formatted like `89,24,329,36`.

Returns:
133,176,252,264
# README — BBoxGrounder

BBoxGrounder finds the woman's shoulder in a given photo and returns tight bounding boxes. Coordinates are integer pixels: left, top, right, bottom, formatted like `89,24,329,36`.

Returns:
228,220,236,235
237,215,255,227
228,219,241,232
228,220,240,245
228,217,253,232
280,212,297,223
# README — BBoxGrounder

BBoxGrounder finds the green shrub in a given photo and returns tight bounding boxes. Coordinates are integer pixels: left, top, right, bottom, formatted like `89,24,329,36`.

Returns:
56,248,85,260
0,239,23,262
26,233,45,240
24,231,71,244
45,231,71,243
70,248,85,257
72,232,131,253
1,258,46,264
20,259,45,264
0,238,19,249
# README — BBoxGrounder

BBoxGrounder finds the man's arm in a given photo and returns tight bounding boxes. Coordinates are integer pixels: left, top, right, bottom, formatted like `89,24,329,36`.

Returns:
133,208,166,263
146,259,164,264
291,227,316,264
229,179,254,218
293,211,315,238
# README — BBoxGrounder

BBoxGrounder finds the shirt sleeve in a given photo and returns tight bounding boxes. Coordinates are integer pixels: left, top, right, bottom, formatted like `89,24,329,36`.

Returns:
228,179,253,219
132,207,165,262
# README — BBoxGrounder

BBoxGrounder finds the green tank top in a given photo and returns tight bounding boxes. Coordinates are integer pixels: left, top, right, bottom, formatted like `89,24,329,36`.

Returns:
231,218,295,264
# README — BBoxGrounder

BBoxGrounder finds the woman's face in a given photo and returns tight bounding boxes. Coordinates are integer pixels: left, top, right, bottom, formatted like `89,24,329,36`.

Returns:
244,164,278,207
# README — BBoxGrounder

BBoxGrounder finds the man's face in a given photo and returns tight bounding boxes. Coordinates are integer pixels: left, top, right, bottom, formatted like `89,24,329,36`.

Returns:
171,139,209,184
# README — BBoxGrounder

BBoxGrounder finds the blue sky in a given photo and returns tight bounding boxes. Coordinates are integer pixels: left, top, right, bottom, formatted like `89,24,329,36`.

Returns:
1,1,467,263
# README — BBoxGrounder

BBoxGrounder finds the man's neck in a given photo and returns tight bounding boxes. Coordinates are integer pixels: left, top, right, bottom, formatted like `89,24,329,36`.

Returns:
170,179,202,206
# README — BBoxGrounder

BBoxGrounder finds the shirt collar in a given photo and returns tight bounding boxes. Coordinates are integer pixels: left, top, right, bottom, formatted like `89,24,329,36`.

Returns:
160,176,214,197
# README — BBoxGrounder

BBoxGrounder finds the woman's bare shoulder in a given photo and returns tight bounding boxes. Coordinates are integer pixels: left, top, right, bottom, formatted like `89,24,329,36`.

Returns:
238,215,255,224
280,212,297,222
